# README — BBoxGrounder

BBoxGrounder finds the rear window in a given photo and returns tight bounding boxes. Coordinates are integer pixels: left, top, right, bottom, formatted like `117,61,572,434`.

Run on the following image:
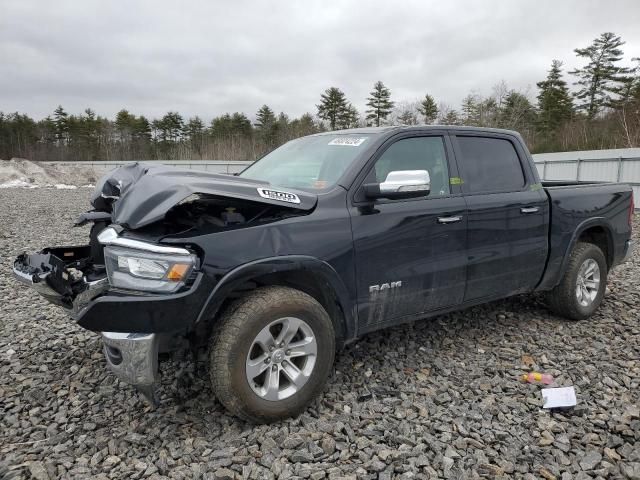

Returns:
456,136,525,193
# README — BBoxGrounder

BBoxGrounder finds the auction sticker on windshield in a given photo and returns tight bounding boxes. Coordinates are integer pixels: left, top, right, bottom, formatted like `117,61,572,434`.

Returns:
257,188,301,204
328,137,367,147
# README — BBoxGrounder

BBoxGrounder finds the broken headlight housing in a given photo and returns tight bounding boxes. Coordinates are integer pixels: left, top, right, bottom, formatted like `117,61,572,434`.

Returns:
99,227,197,294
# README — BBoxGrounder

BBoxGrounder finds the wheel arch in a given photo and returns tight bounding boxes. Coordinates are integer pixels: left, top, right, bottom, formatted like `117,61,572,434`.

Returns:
557,218,614,283
195,256,357,344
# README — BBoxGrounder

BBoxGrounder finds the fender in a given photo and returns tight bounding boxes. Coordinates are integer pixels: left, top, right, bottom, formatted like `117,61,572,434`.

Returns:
537,217,614,291
195,255,358,341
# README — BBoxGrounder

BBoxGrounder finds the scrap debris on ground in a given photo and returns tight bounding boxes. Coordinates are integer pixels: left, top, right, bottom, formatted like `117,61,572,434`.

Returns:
0,188,638,479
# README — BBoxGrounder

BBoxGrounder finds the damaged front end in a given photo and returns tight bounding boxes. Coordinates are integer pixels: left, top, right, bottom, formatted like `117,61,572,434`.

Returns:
12,238,165,405
12,162,317,406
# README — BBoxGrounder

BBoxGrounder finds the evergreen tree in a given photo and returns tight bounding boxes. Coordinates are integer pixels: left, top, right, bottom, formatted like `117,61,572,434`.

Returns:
438,104,460,125
185,116,205,151
631,59,640,104
397,109,418,125
231,112,252,137
570,32,630,118
317,87,349,130
166,112,184,142
134,116,152,141
253,106,276,147
77,108,100,159
115,109,136,142
289,113,319,138
337,104,359,129
273,112,290,141
0,112,38,159
37,116,57,147
417,94,438,124
254,105,275,130
53,105,69,146
442,110,460,125
461,94,481,125
185,116,204,139
156,112,184,143
500,92,536,130
478,97,501,127
610,57,640,108
365,81,394,127
537,60,574,134
210,114,233,138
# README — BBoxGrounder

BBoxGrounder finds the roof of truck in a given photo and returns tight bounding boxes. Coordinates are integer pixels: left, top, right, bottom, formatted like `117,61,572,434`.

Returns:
317,125,521,136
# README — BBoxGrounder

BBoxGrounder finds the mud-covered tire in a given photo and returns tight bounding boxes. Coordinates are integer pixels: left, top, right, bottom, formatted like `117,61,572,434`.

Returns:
210,286,335,423
547,242,608,320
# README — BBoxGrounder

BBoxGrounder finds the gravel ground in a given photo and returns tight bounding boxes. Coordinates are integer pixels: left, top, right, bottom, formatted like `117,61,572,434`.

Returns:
1,188,639,480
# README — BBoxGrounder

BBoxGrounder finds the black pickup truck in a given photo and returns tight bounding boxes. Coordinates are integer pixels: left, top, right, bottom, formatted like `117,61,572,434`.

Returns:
13,126,634,422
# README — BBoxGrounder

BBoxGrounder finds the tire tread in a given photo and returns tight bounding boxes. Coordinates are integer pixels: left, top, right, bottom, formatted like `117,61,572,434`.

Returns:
210,286,334,423
547,242,607,320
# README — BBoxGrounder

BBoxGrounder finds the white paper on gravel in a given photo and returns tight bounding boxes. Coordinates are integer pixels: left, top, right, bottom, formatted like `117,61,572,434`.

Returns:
541,386,577,408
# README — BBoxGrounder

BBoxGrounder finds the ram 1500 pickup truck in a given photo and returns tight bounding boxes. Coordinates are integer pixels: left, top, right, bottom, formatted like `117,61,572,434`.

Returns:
13,126,634,422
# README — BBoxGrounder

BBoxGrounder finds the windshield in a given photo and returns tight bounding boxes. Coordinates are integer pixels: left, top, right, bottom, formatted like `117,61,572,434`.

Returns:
239,134,372,190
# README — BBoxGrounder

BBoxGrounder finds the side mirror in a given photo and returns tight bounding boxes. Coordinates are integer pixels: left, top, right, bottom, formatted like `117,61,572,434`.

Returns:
364,170,431,200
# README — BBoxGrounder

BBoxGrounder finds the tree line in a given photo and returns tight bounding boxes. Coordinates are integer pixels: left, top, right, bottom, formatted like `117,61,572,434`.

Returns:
1,31,639,162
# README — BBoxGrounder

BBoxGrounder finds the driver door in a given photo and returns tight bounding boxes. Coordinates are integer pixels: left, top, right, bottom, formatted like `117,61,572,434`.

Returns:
349,133,467,333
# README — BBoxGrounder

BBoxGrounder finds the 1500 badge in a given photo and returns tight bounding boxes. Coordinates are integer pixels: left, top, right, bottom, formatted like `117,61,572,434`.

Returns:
257,188,301,204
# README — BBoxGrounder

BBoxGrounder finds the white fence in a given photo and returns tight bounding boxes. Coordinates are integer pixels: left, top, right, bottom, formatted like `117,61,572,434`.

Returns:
532,148,640,204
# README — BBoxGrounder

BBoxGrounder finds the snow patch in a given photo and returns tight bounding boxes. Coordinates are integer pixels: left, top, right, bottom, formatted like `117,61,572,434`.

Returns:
0,178,39,189
0,158,102,188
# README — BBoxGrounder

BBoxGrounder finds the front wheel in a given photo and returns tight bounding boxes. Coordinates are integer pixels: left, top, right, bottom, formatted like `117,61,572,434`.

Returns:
210,286,335,423
547,242,608,320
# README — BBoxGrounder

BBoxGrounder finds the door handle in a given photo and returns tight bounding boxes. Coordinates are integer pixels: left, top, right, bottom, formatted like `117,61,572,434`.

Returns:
520,206,540,214
437,215,462,224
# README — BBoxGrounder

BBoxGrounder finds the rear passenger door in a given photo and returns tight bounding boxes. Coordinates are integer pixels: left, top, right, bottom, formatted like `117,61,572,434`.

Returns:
451,132,547,301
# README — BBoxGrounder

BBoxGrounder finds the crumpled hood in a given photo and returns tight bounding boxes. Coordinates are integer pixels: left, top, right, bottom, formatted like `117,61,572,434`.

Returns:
91,162,318,229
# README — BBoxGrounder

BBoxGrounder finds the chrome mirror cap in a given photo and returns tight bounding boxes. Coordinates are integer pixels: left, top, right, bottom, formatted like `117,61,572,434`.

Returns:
379,170,431,195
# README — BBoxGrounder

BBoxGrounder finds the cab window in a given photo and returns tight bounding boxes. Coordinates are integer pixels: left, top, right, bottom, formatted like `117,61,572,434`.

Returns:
371,136,450,197
455,136,525,193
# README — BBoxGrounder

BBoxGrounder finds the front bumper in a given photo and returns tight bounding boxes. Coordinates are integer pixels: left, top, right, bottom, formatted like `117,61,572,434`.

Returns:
75,272,211,332
13,246,109,312
14,246,212,333
14,245,214,405
102,332,159,385
102,332,159,403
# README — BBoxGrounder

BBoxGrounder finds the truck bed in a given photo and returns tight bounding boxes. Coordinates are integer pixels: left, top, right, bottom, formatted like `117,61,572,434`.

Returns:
537,181,634,290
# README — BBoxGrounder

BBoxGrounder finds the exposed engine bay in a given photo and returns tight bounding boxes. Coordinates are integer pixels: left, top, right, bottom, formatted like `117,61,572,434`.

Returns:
161,194,309,235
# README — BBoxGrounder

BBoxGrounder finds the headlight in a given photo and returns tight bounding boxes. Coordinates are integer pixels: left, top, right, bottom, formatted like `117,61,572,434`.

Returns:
104,246,197,293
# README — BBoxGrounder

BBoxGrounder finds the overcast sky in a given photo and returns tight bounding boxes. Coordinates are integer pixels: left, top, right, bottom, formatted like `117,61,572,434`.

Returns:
1,0,639,122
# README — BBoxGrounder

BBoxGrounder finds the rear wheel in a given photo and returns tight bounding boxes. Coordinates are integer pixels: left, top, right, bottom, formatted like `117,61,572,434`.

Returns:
210,286,335,423
547,242,607,320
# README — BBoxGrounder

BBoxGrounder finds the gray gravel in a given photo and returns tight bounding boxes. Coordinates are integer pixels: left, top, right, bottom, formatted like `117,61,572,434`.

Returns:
1,187,639,480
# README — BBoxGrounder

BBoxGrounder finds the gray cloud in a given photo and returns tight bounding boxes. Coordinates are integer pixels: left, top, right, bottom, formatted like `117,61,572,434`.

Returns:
1,0,639,121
